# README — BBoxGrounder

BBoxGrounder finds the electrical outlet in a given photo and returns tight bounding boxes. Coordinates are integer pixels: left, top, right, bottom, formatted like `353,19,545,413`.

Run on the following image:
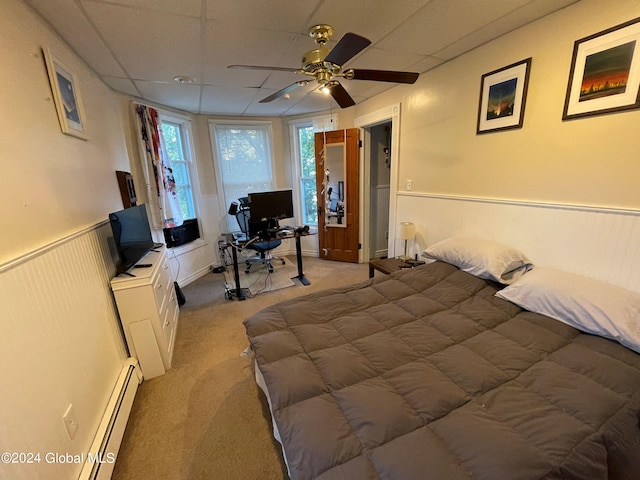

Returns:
62,404,79,440
406,179,413,191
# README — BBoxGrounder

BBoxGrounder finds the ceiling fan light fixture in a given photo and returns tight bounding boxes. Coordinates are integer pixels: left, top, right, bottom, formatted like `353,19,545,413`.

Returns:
230,24,419,108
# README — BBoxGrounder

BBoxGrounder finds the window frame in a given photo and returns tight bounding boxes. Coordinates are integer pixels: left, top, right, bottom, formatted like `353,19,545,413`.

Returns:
159,114,198,221
208,119,277,232
289,115,336,227
290,121,316,226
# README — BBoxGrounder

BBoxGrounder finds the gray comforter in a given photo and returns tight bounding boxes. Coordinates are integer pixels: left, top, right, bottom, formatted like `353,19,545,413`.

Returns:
243,262,640,480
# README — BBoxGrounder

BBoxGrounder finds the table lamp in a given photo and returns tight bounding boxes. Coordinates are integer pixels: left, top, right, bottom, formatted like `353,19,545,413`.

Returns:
398,222,416,261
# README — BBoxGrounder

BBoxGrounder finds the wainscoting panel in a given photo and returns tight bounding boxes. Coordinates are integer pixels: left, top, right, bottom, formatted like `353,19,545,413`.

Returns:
396,193,640,293
0,222,128,479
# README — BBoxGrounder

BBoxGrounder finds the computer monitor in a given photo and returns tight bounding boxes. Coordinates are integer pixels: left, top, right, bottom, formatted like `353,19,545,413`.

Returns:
248,189,294,221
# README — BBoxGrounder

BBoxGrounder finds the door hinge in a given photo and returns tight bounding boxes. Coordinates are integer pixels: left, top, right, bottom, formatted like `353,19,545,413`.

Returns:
358,140,363,148
358,243,362,249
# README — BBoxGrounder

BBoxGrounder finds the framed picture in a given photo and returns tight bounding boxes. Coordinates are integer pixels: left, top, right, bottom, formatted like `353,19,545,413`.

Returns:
42,47,88,140
476,58,532,134
563,17,640,120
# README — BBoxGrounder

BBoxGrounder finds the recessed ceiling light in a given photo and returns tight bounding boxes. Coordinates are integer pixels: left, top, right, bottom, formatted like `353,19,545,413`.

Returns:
173,75,196,84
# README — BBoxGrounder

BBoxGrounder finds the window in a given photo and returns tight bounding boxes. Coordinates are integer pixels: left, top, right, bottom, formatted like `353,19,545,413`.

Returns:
290,116,336,226
294,124,317,225
160,117,196,220
210,122,275,231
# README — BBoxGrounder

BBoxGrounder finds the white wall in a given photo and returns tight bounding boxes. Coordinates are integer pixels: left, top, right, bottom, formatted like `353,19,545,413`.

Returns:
340,0,640,276
0,1,133,478
0,1,132,264
354,0,640,210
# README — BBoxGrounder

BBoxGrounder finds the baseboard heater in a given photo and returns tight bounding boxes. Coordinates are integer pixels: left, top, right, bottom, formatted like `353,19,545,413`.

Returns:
79,358,142,480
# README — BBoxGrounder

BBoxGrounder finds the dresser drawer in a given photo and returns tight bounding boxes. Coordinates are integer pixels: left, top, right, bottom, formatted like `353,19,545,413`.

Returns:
161,291,179,367
153,262,172,312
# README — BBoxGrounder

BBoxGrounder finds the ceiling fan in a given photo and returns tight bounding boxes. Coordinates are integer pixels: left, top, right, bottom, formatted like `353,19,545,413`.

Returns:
228,24,420,108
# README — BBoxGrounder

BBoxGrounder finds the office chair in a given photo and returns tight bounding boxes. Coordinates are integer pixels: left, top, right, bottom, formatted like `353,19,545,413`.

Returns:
232,204,285,274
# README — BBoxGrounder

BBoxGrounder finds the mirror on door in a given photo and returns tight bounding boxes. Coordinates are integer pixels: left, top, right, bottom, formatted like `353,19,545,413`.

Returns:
323,143,346,227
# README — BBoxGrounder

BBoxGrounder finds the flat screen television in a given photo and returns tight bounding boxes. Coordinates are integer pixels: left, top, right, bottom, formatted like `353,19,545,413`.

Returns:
108,204,157,274
248,189,294,221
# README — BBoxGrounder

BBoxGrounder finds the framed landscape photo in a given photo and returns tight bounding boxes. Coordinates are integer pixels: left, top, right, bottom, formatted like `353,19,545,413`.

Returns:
43,47,88,140
477,58,532,134
563,17,640,120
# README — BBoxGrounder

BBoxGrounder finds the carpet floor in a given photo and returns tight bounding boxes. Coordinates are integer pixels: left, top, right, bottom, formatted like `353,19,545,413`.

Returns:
223,257,297,296
111,255,369,480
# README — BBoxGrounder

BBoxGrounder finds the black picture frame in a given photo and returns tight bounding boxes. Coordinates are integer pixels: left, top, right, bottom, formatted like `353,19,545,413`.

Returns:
476,58,532,134
563,17,640,120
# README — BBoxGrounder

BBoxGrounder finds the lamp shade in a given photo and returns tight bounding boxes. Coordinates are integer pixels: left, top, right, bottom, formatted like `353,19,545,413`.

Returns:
398,222,416,240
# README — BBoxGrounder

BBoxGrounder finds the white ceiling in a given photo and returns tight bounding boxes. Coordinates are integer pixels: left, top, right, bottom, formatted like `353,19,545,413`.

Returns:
26,0,580,117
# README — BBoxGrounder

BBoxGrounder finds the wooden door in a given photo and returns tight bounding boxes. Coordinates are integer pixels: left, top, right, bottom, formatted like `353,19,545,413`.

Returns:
315,128,359,262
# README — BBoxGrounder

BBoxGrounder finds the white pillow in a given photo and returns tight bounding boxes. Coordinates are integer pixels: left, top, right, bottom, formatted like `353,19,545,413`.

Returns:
422,237,532,284
496,267,640,354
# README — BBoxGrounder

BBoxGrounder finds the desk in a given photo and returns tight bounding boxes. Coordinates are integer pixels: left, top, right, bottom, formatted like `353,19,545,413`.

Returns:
226,231,312,300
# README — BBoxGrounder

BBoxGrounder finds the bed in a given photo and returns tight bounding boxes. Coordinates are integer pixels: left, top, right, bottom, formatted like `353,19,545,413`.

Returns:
243,238,640,480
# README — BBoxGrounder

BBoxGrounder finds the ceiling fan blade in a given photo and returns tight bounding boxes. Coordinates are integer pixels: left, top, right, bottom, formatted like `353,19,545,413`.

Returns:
324,32,371,65
328,82,356,108
228,64,303,73
259,81,310,103
345,69,419,84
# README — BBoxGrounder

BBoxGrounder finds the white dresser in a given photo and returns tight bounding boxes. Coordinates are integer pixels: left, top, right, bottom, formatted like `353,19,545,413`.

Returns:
111,247,179,379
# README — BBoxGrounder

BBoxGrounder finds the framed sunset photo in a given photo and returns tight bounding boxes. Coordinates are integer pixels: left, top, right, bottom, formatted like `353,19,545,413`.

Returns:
563,17,640,120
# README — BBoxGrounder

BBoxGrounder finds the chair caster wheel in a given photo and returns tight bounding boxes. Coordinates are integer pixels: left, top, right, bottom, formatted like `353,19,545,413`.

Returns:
245,269,251,274
280,259,286,265
268,268,274,273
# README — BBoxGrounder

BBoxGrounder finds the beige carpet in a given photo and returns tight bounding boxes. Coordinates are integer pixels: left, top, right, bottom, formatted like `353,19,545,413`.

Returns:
223,257,297,296
111,255,370,480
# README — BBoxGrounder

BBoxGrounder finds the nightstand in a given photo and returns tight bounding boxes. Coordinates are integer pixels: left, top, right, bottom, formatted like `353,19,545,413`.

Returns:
368,257,408,278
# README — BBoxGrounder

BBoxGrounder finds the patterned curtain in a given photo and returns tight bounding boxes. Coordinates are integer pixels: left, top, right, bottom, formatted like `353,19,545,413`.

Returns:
133,103,183,229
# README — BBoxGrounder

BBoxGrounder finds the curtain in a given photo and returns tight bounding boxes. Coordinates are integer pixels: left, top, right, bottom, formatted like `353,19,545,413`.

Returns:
133,104,183,229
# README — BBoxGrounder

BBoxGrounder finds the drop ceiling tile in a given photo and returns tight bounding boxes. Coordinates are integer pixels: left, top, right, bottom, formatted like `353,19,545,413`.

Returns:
310,0,431,44
84,2,201,81
261,71,310,90
83,0,201,17
205,0,319,32
243,97,299,116
135,80,201,112
199,85,259,115
102,76,140,97
204,22,302,71
409,55,447,73
343,80,394,99
378,0,530,56
202,67,270,88
282,92,344,116
434,0,581,60
26,0,126,77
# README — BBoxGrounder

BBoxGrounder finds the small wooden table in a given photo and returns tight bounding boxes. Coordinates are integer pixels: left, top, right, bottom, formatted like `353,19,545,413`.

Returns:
368,257,408,278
